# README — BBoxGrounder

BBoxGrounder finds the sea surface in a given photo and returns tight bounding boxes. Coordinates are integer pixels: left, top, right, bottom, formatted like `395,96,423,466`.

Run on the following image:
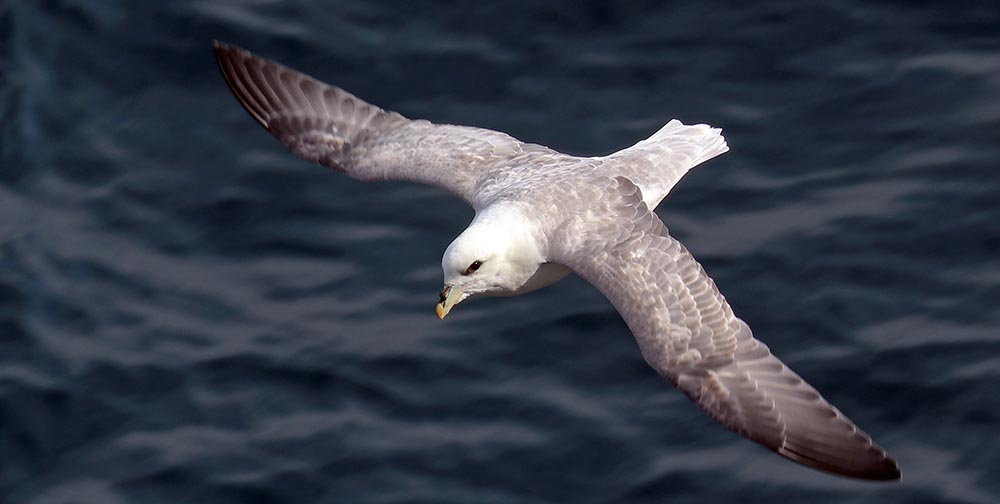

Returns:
2,1,999,503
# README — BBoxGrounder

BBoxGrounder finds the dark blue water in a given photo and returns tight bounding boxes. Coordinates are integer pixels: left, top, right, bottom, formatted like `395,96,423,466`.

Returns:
3,1,999,502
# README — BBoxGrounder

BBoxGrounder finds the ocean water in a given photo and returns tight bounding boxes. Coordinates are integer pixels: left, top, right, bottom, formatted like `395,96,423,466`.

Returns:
2,1,999,502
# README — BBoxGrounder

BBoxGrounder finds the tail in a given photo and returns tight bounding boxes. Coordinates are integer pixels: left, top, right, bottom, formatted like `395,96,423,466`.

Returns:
603,119,729,208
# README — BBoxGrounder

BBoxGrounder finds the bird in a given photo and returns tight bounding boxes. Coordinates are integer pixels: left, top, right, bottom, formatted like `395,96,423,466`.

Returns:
213,41,901,481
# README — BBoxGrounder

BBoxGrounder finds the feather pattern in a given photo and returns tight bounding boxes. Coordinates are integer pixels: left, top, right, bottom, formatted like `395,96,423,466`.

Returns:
214,41,554,205
548,176,901,480
215,42,900,481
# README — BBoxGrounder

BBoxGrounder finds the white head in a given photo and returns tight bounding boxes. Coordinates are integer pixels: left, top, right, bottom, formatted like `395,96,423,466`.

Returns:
435,207,546,318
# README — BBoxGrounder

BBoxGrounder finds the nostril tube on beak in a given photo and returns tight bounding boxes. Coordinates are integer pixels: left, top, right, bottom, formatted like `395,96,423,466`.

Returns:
436,284,462,320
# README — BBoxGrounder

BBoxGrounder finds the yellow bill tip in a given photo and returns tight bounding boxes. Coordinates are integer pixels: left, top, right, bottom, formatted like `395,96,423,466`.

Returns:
436,283,461,320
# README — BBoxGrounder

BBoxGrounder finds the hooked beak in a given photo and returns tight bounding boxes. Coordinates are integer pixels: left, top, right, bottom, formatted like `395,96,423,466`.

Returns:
436,284,463,319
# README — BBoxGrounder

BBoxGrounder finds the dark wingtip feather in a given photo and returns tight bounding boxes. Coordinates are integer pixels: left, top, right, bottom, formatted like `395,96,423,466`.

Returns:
777,444,901,481
212,41,270,129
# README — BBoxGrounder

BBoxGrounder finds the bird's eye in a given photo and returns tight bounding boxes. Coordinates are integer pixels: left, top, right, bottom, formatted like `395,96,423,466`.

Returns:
463,260,483,275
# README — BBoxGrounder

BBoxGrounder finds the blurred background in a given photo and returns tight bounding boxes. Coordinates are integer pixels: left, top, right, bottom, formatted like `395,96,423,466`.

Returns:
2,1,998,503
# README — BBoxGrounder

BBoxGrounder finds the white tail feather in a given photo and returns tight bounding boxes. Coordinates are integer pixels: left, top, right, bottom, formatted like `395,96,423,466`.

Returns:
604,119,729,208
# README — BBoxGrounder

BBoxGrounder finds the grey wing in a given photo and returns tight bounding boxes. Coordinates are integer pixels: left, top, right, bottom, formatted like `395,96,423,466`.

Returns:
550,177,900,480
214,41,546,204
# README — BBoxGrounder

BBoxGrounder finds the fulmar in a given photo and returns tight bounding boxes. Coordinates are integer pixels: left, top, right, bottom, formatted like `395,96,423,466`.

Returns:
213,41,900,481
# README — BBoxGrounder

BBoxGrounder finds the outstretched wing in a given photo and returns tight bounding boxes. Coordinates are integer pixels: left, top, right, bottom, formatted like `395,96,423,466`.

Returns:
550,177,900,480
214,41,550,205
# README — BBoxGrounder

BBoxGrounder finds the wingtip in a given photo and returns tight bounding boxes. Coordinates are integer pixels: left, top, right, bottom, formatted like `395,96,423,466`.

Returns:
873,456,903,482
855,456,902,482
212,40,243,58
211,40,272,129
211,40,236,66
212,40,260,65
860,464,902,482
777,445,902,482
